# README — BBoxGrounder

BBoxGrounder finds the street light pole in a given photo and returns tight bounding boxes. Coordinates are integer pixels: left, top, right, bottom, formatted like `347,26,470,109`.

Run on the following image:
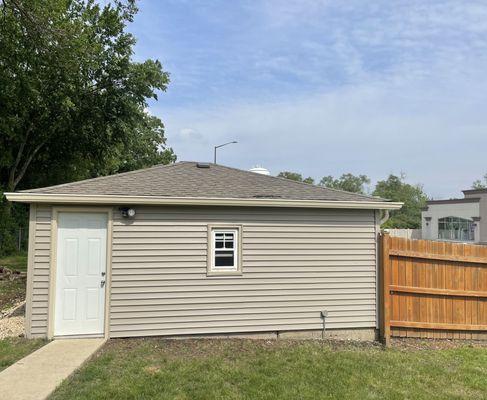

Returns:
214,141,237,164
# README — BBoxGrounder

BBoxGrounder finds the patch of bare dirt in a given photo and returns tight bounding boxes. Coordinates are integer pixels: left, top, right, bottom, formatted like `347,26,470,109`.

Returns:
102,336,487,361
0,271,26,311
0,301,25,339
390,337,487,350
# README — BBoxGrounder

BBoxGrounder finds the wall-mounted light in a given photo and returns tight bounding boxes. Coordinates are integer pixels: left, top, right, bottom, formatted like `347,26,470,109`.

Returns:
119,207,136,218
424,216,432,226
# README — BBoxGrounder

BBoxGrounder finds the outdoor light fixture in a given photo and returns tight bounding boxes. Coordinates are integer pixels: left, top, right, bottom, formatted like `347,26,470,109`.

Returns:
214,141,237,164
119,207,136,218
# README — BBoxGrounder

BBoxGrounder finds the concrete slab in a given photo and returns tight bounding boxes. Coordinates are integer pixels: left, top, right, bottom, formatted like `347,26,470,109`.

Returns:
0,338,105,400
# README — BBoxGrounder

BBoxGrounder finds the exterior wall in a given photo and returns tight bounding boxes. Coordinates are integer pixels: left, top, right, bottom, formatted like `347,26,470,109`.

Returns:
26,204,380,339
26,205,52,338
464,192,487,243
421,202,480,242
109,206,379,338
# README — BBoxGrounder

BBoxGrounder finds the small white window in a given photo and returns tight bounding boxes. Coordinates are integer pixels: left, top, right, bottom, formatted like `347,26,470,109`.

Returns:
208,226,241,275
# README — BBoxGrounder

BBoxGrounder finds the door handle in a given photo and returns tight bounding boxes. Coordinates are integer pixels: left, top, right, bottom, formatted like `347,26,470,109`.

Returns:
101,280,106,287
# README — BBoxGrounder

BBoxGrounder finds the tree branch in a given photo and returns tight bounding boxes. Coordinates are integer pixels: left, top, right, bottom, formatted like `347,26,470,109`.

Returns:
8,125,32,190
10,140,46,191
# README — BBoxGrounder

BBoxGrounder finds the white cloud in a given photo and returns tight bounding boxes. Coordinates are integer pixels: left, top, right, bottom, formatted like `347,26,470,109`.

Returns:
176,127,208,144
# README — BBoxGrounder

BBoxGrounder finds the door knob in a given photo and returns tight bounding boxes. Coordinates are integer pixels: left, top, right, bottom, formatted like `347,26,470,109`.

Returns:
101,280,106,287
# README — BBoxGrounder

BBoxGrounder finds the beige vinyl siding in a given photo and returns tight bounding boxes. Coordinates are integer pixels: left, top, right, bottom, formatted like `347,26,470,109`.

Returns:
110,206,378,338
28,205,52,337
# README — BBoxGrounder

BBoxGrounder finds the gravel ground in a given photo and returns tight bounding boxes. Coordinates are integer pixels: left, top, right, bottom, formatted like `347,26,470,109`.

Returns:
0,301,25,339
0,316,24,339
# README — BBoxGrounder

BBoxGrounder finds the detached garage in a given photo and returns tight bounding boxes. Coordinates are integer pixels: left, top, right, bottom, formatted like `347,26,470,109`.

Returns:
6,162,401,340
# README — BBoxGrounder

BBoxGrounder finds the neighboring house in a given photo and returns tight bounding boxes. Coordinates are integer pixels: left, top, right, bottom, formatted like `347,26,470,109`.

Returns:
6,162,401,340
422,188,487,243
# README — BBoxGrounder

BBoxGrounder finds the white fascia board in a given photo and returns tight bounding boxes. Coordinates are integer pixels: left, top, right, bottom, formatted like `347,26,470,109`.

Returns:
4,192,403,210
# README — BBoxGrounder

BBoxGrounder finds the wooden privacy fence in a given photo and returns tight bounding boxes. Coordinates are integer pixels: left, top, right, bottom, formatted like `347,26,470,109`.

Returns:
380,233,487,344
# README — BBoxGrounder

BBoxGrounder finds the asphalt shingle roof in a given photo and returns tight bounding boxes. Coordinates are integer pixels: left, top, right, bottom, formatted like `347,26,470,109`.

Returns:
23,162,385,203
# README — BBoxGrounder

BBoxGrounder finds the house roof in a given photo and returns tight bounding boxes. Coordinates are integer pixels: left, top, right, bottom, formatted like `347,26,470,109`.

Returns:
23,162,381,201
6,162,403,210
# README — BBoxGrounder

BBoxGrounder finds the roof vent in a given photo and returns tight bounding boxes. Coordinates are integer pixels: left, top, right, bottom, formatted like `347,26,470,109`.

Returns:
249,166,270,175
253,194,282,198
196,163,211,168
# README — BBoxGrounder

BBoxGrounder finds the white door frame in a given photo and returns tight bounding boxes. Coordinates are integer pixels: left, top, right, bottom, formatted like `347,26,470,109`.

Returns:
48,207,113,339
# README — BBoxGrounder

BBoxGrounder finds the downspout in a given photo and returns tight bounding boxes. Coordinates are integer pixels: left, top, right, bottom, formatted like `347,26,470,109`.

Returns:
376,209,390,337
380,210,390,226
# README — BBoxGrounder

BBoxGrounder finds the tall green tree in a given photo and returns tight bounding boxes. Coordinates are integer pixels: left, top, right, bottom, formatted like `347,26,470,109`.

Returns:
319,173,370,194
0,0,175,194
472,173,487,189
373,174,428,228
0,0,175,254
277,171,314,184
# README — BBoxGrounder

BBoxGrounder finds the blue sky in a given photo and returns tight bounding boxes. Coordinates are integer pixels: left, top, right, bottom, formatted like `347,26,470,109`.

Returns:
129,0,487,198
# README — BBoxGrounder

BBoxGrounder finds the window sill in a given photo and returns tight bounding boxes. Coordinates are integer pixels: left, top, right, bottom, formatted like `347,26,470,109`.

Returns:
206,270,243,277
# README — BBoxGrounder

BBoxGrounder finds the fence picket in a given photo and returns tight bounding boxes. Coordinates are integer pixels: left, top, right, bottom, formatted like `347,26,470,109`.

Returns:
380,233,487,341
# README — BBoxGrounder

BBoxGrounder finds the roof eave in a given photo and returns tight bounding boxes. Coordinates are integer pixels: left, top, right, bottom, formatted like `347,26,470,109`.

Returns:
4,192,403,210
426,198,480,205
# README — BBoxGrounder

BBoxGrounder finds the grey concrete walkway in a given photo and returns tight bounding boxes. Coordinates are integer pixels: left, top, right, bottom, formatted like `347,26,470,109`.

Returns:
0,338,105,400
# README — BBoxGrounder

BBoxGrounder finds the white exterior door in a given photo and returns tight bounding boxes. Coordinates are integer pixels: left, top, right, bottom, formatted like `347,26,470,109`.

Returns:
54,212,108,336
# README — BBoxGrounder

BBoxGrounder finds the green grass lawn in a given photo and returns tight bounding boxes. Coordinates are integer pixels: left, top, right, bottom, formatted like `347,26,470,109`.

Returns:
0,337,47,372
49,339,487,400
0,252,27,311
0,253,28,273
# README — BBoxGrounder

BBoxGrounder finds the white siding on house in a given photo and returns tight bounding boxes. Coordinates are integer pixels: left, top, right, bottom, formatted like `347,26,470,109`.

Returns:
29,205,52,337
110,206,378,338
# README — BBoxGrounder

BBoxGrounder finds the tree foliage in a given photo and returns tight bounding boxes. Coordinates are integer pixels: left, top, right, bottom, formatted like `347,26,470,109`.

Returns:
472,173,487,189
0,0,175,193
373,174,428,228
319,173,370,194
0,0,175,254
277,171,314,184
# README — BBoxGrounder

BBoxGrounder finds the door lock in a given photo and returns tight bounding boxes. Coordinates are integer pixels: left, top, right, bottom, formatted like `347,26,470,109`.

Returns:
101,280,106,287
101,272,106,276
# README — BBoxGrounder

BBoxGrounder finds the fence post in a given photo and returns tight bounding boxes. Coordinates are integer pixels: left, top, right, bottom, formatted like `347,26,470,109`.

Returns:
380,231,391,346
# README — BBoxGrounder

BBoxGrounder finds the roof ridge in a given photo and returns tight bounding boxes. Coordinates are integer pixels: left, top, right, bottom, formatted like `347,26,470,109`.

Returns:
213,163,383,202
23,162,180,193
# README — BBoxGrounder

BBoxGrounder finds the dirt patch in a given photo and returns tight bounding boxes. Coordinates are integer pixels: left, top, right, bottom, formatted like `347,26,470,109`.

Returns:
143,365,161,375
0,301,25,339
390,337,487,351
0,266,27,281
101,336,487,362
0,278,26,312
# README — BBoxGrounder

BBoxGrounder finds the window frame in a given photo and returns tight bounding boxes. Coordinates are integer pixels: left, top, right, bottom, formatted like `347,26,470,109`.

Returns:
207,225,243,276
437,216,475,242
